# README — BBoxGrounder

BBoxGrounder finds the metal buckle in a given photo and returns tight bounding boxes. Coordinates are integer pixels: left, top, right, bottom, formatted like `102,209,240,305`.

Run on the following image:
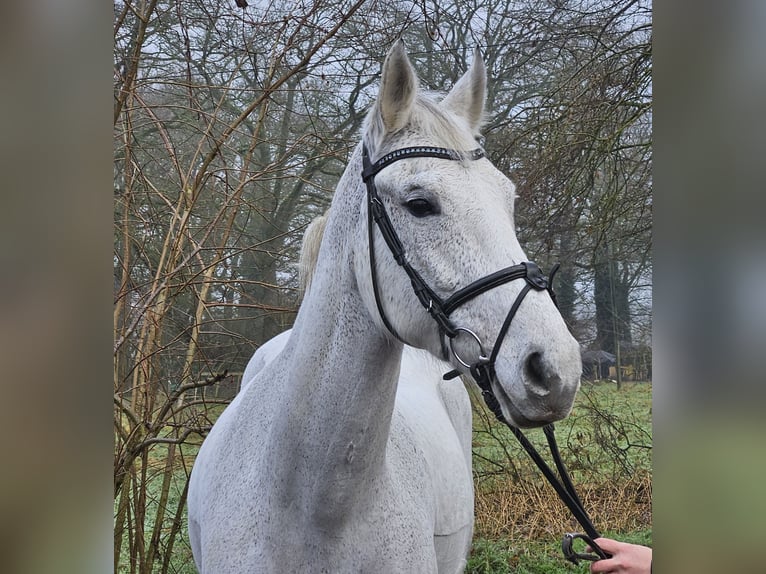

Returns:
561,533,603,565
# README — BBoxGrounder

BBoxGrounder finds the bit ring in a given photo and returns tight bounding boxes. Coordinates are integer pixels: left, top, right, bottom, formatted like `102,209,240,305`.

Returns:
449,327,489,368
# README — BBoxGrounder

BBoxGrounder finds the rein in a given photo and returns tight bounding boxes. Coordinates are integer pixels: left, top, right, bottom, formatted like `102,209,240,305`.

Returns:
361,143,610,565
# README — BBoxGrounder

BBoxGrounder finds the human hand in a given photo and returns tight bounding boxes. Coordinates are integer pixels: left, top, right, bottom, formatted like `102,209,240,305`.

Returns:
589,537,652,574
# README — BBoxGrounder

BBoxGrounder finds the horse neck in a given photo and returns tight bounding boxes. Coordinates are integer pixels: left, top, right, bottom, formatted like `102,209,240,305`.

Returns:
271,167,404,525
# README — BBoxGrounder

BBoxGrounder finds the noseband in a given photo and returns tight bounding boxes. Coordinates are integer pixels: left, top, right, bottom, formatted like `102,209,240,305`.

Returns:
361,143,558,398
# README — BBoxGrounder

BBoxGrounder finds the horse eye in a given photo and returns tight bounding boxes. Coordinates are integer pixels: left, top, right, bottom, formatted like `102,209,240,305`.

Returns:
405,198,438,218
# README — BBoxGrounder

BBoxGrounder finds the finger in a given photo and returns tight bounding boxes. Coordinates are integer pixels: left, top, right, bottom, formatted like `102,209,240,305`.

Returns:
590,559,616,573
592,537,622,554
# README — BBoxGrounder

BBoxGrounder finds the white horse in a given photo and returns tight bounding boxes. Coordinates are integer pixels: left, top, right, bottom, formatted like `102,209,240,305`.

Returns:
188,41,582,573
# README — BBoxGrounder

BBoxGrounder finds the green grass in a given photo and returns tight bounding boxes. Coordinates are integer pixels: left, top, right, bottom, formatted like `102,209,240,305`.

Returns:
467,529,652,574
467,537,578,574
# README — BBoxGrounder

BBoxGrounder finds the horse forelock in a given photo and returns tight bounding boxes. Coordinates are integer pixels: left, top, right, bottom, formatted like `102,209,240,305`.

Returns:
363,92,480,161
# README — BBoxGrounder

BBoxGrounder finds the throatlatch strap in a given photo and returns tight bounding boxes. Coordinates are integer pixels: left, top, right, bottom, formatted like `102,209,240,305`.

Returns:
366,191,406,342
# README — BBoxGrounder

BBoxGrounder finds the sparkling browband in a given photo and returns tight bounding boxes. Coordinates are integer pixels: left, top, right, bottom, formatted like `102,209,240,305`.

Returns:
362,146,485,182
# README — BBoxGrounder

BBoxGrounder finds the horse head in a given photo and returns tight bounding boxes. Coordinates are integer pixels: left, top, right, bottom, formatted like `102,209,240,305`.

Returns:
354,40,582,428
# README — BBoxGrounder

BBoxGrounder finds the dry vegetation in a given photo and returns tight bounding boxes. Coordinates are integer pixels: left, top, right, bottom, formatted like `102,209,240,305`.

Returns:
474,473,651,540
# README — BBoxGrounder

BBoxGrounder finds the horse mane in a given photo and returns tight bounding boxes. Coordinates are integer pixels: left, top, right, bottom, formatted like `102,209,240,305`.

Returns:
363,91,483,159
298,211,329,298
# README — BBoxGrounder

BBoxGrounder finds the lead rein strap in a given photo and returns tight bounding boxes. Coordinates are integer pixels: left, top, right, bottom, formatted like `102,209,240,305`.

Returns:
511,425,605,547
543,423,585,514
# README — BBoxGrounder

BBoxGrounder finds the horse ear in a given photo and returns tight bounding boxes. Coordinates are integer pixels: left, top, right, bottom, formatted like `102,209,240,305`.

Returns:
377,39,418,133
442,47,486,130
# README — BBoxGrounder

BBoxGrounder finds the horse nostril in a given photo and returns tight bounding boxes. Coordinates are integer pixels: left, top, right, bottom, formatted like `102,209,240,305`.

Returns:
524,351,546,387
523,351,562,397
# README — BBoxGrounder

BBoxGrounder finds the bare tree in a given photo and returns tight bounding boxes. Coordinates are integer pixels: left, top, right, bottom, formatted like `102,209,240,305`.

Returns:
113,1,377,571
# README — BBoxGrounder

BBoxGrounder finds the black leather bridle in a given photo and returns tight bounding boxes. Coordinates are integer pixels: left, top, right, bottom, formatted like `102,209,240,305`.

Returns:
362,144,555,370
361,142,610,565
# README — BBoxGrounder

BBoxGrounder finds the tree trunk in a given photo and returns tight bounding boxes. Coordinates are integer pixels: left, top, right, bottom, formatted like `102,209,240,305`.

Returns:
594,242,633,387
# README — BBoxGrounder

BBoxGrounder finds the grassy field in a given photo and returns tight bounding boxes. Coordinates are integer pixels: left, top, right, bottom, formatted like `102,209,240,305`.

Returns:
116,380,651,573
468,380,652,573
466,528,652,574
